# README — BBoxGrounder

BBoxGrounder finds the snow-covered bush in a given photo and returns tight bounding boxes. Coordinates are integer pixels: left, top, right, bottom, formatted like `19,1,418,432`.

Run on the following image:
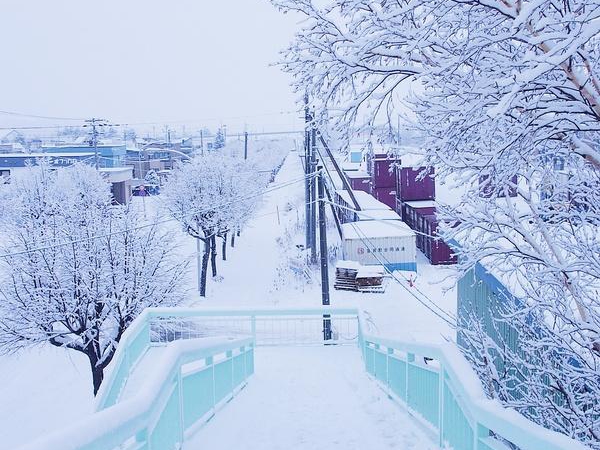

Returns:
0,163,188,395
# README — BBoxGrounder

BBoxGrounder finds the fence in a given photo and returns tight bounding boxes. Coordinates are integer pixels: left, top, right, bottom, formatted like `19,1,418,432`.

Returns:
360,333,589,450
97,307,360,411
17,337,254,450
17,306,589,450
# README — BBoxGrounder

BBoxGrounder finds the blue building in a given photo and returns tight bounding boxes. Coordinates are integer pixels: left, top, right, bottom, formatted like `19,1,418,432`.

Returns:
0,152,133,204
41,143,126,168
0,152,95,179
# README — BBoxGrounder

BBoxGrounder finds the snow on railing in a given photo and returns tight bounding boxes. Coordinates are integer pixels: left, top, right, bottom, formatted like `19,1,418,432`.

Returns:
16,336,254,450
360,332,590,450
96,306,360,411
21,306,588,450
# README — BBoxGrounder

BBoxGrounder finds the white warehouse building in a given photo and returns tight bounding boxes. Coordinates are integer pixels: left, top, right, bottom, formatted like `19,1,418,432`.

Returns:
340,220,417,272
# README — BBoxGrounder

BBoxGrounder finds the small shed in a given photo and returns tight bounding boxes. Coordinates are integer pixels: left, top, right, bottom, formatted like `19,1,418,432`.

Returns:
340,220,417,272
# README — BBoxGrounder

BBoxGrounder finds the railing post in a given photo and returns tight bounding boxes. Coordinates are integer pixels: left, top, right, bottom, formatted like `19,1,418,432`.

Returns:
439,366,445,447
251,315,256,342
136,428,148,449
406,352,415,406
177,369,184,446
207,356,216,410
386,347,393,388
475,423,490,450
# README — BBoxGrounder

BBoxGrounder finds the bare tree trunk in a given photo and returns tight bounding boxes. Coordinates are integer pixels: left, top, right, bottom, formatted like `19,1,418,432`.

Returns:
210,235,217,277
200,238,210,296
237,228,241,237
90,354,104,396
231,232,235,248
222,232,227,261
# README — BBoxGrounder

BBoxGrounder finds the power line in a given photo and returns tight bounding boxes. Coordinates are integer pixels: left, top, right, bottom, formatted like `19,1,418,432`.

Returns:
0,172,316,259
321,191,456,325
349,222,457,327
0,109,85,121
0,109,302,132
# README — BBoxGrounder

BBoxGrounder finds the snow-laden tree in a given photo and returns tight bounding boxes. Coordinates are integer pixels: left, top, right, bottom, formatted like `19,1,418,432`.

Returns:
214,128,226,150
162,153,263,296
272,0,600,445
144,169,160,186
0,163,188,395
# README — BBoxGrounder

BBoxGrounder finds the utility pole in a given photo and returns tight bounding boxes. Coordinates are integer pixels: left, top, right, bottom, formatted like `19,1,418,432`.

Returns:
84,118,108,171
304,94,312,252
244,131,248,160
200,129,204,155
317,167,332,341
309,111,318,264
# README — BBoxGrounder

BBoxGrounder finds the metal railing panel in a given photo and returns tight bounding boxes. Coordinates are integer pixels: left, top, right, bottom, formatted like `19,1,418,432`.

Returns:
407,362,439,428
361,332,589,450
387,356,407,402
182,367,214,429
16,337,254,450
213,358,234,405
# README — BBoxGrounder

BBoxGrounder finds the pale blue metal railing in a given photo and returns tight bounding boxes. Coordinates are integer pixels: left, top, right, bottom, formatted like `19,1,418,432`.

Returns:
359,333,589,450
16,336,254,450
96,307,359,411
15,306,590,450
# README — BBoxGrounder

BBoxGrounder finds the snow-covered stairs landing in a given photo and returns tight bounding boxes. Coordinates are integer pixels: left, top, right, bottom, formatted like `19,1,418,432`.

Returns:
184,346,439,450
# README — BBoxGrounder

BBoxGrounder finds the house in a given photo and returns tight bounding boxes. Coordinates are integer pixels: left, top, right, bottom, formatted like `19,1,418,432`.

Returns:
100,167,134,205
0,152,95,179
41,142,127,168
0,152,133,205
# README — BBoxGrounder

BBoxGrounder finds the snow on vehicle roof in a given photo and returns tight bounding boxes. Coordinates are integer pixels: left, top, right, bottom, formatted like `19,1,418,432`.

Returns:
341,220,415,240
403,200,437,208
335,189,391,211
342,162,361,171
356,209,401,221
345,170,369,179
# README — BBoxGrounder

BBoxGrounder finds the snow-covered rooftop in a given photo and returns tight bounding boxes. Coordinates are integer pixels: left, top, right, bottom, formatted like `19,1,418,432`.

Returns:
356,209,401,221
403,200,437,208
341,220,415,240
342,162,361,171
335,189,391,211
0,152,94,158
345,171,369,179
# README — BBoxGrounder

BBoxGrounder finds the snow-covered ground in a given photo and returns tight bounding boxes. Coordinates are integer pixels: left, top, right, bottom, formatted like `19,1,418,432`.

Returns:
0,143,457,448
184,346,438,450
0,347,93,450
174,149,457,341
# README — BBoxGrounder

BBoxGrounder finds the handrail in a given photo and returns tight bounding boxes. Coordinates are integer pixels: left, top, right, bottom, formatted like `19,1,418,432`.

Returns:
17,336,254,450
361,333,590,450
85,305,588,450
96,306,359,410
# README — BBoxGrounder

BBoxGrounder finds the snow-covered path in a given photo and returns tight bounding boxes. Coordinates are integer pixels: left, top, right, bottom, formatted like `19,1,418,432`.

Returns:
184,346,438,450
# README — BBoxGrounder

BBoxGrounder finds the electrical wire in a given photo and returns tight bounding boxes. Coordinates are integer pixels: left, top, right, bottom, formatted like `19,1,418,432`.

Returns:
319,187,457,325
0,109,302,131
0,172,317,259
329,198,457,321
0,109,85,121
347,222,457,326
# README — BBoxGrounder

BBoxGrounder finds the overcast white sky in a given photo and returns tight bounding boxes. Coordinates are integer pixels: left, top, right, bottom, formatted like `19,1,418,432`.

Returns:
0,1,301,135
